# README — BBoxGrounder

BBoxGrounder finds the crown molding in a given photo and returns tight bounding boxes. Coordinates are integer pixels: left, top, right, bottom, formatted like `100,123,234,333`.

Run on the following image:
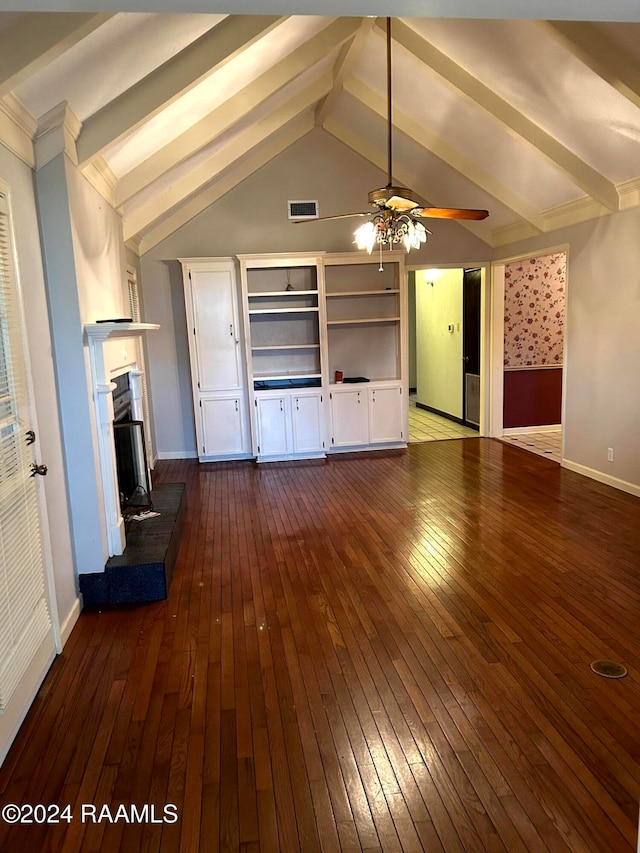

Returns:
35,101,82,169
617,176,640,210
0,94,36,168
125,236,142,257
81,156,118,206
492,192,616,247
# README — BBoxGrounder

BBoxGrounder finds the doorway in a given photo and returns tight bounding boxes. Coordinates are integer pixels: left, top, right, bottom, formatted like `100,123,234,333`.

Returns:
409,266,485,443
490,250,567,463
0,189,58,766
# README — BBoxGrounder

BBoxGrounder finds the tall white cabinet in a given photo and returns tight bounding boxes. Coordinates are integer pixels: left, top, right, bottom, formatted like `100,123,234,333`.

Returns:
181,251,407,464
181,258,251,461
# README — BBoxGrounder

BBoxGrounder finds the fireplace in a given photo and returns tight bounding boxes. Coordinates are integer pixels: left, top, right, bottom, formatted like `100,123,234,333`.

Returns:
112,373,152,515
85,321,159,556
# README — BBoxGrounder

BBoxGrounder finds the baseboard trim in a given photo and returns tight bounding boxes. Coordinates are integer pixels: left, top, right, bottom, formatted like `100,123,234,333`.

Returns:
59,597,82,649
562,459,640,499
503,424,562,435
156,450,198,460
414,402,468,427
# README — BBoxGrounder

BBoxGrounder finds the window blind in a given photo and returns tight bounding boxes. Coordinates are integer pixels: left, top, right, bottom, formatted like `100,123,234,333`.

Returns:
0,191,52,712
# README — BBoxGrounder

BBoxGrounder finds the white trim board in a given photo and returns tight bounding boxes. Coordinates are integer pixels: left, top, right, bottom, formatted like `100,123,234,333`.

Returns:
156,450,198,460
59,597,82,648
562,459,640,499
503,425,561,435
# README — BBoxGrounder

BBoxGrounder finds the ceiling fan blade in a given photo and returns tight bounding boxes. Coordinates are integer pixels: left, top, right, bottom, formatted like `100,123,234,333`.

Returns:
415,207,489,221
293,212,371,224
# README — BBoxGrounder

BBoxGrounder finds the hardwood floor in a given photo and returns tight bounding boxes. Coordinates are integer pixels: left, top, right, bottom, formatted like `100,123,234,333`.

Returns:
2,439,640,852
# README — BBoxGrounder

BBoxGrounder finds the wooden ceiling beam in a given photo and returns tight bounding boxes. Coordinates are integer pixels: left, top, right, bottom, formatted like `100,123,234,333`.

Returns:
115,16,361,206
542,21,640,111
0,13,114,98
137,114,313,254
324,116,495,246
77,14,286,166
124,72,329,240
386,18,620,213
344,76,545,232
314,16,374,128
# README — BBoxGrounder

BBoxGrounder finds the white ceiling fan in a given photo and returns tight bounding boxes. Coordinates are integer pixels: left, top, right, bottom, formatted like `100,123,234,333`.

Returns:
298,17,489,254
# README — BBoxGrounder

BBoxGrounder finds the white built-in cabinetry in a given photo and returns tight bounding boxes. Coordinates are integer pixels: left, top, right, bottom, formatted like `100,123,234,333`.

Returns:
181,258,251,461
181,251,407,463
324,252,406,450
239,254,327,462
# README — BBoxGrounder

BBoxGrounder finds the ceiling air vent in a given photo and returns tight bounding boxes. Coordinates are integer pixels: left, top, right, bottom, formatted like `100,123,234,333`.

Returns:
288,200,318,220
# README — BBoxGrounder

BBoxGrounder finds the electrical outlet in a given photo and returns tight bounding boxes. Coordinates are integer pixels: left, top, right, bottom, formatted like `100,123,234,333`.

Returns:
607,447,614,462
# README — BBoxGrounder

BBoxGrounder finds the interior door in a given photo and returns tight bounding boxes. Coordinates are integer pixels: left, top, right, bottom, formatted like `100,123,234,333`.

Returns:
0,191,56,767
462,268,481,428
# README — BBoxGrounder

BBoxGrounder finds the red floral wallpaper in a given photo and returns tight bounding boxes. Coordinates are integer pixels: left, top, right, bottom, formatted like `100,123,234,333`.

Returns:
504,252,566,368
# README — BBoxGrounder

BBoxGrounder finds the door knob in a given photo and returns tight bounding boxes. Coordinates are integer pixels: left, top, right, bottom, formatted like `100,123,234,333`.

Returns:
30,463,48,477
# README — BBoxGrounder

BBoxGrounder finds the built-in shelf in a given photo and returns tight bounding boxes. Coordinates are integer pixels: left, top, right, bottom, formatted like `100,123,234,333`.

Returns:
253,371,322,381
327,317,400,325
325,289,400,298
252,344,320,351
248,290,319,298
249,307,319,315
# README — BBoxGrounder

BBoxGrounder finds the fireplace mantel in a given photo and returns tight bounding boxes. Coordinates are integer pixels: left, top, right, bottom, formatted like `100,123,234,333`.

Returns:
85,321,159,557
85,322,160,342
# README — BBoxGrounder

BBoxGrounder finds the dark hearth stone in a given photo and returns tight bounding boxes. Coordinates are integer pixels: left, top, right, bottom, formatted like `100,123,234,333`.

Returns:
79,483,186,607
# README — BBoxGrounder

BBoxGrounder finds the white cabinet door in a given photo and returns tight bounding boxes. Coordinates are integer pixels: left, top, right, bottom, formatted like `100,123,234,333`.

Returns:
191,267,241,391
201,396,246,457
369,386,403,443
256,395,289,456
331,388,368,447
292,392,324,453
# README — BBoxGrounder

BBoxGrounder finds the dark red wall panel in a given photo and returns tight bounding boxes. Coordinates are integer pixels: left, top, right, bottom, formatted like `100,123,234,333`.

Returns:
503,368,563,428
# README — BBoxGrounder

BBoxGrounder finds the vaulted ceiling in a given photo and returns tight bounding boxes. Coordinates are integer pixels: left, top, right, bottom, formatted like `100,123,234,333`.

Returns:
1,9,640,253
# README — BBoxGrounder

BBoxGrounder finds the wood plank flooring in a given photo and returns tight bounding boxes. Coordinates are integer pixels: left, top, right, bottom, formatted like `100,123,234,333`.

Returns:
1,438,640,851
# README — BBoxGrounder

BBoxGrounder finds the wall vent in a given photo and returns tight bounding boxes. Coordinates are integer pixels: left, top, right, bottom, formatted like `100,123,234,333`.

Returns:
288,200,318,220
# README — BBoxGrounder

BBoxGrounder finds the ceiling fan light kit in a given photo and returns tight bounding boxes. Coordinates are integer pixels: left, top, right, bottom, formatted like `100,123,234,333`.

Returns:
354,211,429,255
297,17,488,262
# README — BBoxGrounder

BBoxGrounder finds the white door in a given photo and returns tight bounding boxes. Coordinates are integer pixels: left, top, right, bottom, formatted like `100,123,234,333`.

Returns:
331,388,368,447
256,395,289,456
0,191,56,766
369,386,403,443
292,392,323,454
201,396,246,457
190,266,242,391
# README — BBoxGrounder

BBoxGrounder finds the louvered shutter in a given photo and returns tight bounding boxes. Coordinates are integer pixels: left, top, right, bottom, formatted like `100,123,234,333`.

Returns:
0,191,52,711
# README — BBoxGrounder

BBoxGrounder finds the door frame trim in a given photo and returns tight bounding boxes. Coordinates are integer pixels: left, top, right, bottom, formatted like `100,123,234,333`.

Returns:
406,261,491,437
0,179,61,653
489,243,569,454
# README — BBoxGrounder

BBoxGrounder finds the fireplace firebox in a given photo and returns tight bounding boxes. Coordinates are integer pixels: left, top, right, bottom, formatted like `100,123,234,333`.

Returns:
112,372,152,515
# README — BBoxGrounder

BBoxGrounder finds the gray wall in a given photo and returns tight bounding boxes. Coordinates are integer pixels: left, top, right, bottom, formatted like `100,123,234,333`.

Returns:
495,208,640,492
141,128,490,457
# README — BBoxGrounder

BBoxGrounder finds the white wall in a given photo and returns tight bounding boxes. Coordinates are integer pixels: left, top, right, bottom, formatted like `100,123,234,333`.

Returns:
0,143,79,636
141,129,490,457
496,208,640,494
415,268,464,419
66,161,128,324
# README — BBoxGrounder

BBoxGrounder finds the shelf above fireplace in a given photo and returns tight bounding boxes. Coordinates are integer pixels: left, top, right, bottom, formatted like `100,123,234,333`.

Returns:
85,322,160,341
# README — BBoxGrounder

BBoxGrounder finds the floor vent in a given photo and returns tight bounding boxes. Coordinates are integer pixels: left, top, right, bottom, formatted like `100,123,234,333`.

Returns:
288,200,318,219
590,660,627,678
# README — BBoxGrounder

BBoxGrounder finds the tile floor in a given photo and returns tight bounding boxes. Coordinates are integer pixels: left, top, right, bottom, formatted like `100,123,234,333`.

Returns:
499,430,562,463
408,395,479,443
